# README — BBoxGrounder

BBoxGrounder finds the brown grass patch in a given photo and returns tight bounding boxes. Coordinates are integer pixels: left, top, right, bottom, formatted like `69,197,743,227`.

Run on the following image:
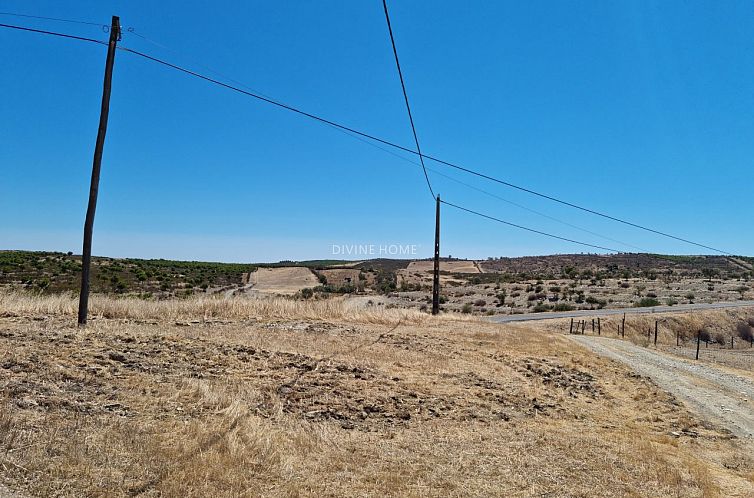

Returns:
0,297,752,496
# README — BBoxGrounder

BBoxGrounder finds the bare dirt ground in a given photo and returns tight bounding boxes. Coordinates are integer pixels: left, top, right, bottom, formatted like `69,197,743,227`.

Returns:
1,294,754,496
405,260,480,274
572,336,754,446
243,267,318,295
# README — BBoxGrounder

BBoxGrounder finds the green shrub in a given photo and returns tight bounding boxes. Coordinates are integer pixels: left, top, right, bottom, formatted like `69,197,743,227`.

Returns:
635,297,660,308
552,303,575,312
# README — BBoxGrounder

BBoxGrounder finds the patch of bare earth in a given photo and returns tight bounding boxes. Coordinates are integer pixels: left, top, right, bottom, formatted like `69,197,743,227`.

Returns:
0,310,753,496
244,267,319,295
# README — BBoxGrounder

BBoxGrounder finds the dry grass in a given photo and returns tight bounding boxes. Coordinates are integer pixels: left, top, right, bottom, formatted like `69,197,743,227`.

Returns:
0,289,470,326
1,294,753,496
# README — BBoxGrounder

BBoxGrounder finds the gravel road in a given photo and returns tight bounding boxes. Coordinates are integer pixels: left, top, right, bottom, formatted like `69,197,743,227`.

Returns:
572,336,754,445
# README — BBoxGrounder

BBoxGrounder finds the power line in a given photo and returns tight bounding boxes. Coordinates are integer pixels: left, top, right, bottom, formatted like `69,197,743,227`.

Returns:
0,11,107,28
123,24,639,252
0,22,107,45
115,48,731,255
440,200,621,253
326,122,644,251
0,21,733,255
424,157,731,255
429,169,645,251
381,0,434,199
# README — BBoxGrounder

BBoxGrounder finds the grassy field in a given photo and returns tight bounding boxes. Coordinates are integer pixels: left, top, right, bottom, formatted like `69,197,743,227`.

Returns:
1,291,753,496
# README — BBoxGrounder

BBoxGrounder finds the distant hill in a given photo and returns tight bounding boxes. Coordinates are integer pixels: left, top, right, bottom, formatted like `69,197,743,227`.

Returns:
1,250,751,297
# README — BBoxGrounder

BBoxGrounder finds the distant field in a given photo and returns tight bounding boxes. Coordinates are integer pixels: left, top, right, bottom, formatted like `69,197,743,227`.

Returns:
247,267,319,295
406,260,481,274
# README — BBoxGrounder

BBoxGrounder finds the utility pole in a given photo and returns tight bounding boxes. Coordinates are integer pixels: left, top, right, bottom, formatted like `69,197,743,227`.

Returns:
78,16,121,326
431,195,441,315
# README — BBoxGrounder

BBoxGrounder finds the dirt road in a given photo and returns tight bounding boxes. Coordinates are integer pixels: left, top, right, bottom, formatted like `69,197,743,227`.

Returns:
573,336,754,446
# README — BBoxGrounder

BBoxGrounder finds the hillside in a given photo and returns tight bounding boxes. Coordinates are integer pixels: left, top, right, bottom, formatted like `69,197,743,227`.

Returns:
2,251,754,316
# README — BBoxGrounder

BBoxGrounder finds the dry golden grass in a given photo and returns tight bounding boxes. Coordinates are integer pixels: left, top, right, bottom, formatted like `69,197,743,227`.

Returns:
1,293,753,496
0,289,472,326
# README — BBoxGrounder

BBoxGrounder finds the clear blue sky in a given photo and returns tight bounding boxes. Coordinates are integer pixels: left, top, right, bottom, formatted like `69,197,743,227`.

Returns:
2,1,752,262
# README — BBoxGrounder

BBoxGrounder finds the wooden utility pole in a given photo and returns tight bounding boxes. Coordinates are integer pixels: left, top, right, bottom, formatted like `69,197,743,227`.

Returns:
78,16,121,326
431,195,441,315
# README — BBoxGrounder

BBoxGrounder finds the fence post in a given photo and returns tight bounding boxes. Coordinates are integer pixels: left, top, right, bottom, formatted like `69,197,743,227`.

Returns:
592,318,595,334
696,331,701,360
654,320,658,346
581,320,586,335
622,313,626,338
597,317,601,336
569,318,574,334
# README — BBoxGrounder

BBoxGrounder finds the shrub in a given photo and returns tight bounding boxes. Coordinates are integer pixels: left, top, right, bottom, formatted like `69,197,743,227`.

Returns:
300,288,314,299
665,298,678,306
698,328,712,342
532,303,552,313
736,322,753,341
713,332,726,345
552,303,575,312
461,303,473,314
474,299,486,307
635,298,660,308
685,293,695,301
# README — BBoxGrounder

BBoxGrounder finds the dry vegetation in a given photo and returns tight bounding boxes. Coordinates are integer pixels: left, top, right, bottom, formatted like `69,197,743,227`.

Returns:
540,308,754,374
1,291,753,496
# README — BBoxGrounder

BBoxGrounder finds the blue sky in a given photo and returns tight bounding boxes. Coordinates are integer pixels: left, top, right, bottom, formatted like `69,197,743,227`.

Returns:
2,1,752,262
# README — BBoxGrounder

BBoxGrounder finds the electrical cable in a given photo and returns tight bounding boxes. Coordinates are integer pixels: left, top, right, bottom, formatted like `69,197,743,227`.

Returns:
0,21,732,255
381,0,434,199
